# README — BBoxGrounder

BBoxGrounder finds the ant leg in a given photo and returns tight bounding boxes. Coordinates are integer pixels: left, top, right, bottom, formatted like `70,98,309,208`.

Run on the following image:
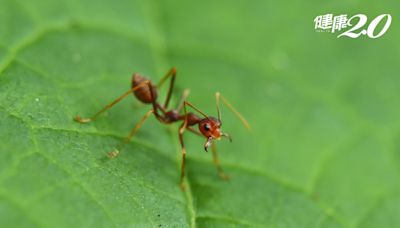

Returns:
178,126,187,190
176,89,190,112
147,82,167,123
74,80,150,123
186,127,230,180
186,126,201,136
157,67,177,109
108,109,153,158
178,101,189,190
211,143,230,180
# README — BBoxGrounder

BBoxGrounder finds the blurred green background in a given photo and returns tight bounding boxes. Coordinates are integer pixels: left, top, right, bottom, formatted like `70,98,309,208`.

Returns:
1,0,400,227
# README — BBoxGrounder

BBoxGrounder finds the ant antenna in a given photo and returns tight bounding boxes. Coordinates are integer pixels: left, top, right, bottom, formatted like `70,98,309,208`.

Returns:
184,101,209,118
215,92,251,130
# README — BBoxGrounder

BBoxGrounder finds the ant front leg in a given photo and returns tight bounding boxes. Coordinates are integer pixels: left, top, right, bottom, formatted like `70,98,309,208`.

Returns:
177,101,190,190
178,124,187,191
211,143,230,180
186,126,230,181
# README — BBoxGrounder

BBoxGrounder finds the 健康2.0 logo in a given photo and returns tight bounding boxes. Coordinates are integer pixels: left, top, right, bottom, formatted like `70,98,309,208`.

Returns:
314,14,392,39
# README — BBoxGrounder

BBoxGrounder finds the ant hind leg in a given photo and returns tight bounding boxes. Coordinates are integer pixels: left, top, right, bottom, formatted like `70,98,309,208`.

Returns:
74,80,150,123
108,109,153,158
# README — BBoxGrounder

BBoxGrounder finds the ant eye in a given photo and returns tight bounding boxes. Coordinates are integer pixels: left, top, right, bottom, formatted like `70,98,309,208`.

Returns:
204,124,210,131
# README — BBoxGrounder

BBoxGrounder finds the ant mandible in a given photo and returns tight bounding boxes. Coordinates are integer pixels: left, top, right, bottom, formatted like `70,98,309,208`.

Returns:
74,67,250,190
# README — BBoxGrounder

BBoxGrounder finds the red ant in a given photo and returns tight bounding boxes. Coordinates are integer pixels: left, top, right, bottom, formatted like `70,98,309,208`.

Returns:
74,68,250,190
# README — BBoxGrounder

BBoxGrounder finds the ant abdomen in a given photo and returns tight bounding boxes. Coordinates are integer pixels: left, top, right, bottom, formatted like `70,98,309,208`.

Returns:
131,73,157,104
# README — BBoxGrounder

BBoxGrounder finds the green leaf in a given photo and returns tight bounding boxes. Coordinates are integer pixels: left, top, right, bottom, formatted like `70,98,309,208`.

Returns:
1,0,400,227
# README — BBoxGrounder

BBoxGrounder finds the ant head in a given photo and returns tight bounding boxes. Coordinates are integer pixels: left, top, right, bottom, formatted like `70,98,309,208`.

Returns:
199,117,222,139
199,116,232,152
187,92,250,152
